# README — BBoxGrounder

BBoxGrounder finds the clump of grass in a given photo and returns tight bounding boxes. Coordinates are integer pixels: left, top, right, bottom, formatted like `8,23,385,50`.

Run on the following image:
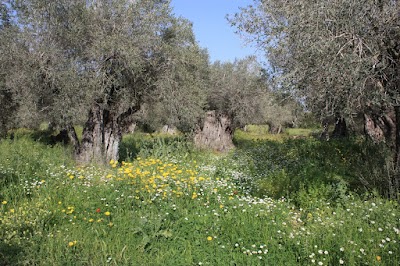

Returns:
120,132,200,162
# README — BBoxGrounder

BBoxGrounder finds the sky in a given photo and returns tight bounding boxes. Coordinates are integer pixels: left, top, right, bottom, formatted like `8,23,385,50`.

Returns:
171,0,262,63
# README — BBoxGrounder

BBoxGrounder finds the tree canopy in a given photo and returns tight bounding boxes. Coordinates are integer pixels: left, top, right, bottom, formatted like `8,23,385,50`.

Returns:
230,0,400,124
0,0,214,162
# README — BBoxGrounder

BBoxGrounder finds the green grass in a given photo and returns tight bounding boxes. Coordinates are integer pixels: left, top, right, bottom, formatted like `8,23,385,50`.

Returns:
285,128,316,136
0,132,399,265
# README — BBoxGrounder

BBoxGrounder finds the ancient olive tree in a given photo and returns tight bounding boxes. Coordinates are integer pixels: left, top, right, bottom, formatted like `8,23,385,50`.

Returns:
5,0,206,163
230,0,400,137
194,56,290,151
230,0,400,192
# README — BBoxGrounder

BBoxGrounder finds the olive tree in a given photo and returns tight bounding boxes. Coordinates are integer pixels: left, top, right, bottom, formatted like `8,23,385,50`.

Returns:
230,0,400,136
230,0,400,192
5,0,208,164
194,56,292,150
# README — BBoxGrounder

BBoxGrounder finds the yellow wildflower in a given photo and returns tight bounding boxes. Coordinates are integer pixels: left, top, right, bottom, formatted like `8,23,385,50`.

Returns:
104,211,111,216
207,236,213,241
2,201,7,205
192,192,198,199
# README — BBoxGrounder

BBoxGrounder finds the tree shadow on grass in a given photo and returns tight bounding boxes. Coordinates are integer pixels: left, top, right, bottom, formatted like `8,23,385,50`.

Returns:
233,136,392,198
0,242,24,266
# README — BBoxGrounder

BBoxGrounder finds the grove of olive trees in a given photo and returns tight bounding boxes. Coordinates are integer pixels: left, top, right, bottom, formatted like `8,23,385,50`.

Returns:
1,0,291,162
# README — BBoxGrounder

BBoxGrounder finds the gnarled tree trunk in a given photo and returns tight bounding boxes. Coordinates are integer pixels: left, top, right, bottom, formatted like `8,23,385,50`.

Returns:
74,104,138,164
364,111,396,145
194,110,234,152
364,109,399,197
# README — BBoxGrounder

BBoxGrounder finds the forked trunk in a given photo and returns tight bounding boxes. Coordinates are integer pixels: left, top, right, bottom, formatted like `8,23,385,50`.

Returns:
194,110,234,152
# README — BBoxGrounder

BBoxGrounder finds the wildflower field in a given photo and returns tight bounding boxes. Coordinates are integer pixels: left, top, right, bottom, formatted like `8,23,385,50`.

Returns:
0,132,399,265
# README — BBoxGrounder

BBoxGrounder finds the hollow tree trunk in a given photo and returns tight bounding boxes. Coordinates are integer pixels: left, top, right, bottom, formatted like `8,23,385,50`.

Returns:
194,110,234,152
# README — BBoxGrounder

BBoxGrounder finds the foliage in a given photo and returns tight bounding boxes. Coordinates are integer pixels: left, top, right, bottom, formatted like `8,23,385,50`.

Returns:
207,57,298,130
207,57,269,128
1,0,214,163
142,18,210,133
230,0,400,123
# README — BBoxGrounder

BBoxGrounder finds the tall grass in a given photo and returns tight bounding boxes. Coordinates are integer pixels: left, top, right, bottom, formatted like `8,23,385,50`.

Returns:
0,131,399,265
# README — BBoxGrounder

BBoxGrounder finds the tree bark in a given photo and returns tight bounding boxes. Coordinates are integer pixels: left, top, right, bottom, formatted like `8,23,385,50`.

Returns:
64,123,79,149
393,106,400,195
364,112,396,145
74,104,140,164
364,110,399,197
194,110,234,152
364,114,385,143
76,104,105,164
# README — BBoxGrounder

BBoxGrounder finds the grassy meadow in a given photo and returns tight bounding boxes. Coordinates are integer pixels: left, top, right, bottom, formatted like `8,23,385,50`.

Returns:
0,128,399,265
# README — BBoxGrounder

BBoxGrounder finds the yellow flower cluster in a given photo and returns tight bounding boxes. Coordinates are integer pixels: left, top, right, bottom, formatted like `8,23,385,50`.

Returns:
107,158,209,201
